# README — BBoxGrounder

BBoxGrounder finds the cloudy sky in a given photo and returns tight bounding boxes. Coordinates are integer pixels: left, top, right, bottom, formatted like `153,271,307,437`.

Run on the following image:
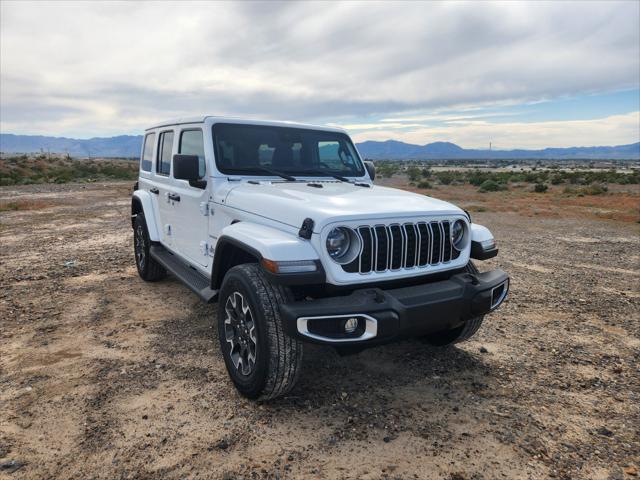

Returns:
1,1,639,148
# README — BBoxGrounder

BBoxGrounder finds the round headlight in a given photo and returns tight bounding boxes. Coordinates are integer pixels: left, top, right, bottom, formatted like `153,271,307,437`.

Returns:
451,220,465,250
326,227,351,260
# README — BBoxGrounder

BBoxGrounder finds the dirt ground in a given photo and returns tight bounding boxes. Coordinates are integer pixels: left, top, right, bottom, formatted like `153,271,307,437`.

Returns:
1,181,639,480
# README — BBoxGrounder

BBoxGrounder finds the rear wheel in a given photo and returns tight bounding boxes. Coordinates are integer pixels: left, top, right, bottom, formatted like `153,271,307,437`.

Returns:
133,213,166,282
217,264,303,400
420,261,485,346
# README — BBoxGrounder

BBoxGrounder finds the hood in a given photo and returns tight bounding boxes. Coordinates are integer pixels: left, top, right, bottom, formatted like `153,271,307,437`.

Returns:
220,180,463,232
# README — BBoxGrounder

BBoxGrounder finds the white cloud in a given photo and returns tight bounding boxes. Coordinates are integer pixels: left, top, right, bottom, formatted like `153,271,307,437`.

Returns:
349,111,640,149
1,0,639,146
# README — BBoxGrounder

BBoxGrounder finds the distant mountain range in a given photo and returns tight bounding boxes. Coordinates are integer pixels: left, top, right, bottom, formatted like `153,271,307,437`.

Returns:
357,140,640,160
1,133,639,160
0,134,143,158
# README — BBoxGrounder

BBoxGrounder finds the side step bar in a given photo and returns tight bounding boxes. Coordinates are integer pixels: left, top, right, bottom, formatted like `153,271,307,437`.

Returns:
150,245,218,302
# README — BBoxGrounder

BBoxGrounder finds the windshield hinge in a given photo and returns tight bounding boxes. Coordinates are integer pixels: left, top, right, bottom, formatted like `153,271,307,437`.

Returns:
299,218,314,239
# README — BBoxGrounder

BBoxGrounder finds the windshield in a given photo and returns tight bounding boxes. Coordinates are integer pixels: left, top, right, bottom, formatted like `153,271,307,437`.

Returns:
212,123,365,177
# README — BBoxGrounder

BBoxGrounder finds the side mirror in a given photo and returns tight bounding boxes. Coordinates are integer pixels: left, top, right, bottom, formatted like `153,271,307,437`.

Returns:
173,154,200,181
364,161,376,181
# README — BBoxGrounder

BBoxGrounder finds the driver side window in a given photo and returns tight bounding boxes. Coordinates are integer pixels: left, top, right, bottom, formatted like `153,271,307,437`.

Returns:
178,129,206,179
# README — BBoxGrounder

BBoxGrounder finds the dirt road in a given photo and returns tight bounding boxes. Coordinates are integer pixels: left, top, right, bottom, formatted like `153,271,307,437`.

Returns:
1,182,638,479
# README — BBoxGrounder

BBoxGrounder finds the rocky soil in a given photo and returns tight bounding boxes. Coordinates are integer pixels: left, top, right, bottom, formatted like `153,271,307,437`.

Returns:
1,182,638,479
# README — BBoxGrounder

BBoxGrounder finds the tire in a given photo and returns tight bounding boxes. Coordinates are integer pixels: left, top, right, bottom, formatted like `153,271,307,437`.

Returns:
133,213,167,282
420,261,485,346
217,264,303,400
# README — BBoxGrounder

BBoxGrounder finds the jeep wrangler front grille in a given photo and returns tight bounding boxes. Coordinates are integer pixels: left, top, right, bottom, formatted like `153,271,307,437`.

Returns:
342,221,461,274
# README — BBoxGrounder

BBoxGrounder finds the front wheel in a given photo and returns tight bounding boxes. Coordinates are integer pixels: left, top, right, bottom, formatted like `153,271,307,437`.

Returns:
217,264,303,400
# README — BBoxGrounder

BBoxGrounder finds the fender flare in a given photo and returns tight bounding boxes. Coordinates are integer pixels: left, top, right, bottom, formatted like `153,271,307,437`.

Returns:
211,222,321,289
132,190,161,242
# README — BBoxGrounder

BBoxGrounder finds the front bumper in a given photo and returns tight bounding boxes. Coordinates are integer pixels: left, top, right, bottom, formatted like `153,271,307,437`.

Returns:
279,268,509,346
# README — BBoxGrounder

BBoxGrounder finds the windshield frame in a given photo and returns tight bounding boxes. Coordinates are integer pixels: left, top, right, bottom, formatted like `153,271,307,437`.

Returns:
211,123,366,178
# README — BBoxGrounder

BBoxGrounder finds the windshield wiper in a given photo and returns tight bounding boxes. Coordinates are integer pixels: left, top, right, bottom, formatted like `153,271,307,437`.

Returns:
293,169,352,183
231,167,297,182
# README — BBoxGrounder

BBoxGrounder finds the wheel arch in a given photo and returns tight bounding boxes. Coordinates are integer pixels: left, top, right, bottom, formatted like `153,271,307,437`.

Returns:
211,222,320,290
211,236,262,290
131,190,160,242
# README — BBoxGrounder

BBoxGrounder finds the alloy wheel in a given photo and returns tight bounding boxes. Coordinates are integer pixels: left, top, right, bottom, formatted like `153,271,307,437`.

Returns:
135,224,146,270
224,291,257,376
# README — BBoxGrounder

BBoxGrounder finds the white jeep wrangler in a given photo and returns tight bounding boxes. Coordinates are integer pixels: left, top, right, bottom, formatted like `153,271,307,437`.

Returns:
131,116,509,400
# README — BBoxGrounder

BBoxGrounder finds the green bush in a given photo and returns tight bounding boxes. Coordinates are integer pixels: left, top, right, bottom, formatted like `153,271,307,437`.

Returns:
435,171,456,185
417,181,433,189
534,183,548,193
550,175,564,185
406,166,422,182
478,179,506,192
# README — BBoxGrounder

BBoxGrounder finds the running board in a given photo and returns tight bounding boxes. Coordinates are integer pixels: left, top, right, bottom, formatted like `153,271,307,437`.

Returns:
150,245,218,302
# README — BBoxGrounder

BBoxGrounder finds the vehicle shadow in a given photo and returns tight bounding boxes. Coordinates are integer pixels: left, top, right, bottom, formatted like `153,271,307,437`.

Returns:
152,297,495,426
294,339,492,403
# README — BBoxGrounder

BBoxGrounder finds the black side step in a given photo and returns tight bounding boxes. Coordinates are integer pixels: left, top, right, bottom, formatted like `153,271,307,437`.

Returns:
150,245,217,302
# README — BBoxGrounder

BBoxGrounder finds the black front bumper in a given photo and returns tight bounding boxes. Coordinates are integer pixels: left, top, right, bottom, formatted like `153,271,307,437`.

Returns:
279,269,509,346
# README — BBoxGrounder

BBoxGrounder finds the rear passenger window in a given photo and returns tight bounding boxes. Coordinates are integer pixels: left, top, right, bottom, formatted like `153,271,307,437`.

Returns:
141,133,155,172
157,131,174,176
179,130,206,178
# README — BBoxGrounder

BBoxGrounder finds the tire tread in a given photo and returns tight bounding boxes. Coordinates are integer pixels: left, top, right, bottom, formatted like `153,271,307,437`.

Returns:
226,264,303,400
134,214,166,282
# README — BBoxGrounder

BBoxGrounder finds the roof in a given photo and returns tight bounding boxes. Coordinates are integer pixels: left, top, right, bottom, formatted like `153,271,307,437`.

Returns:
145,115,346,133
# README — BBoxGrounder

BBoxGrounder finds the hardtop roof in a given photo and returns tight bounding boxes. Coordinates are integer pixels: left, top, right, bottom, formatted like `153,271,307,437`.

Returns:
145,116,347,134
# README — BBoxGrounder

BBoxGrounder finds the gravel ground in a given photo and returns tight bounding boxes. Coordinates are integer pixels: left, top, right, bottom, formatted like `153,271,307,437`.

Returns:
1,181,639,479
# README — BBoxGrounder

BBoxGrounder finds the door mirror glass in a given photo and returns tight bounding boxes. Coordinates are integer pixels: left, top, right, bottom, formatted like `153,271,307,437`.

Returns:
364,161,376,181
173,154,200,181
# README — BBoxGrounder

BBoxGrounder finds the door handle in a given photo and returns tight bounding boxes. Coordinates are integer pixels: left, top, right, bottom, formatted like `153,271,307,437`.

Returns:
168,193,181,202
149,187,159,194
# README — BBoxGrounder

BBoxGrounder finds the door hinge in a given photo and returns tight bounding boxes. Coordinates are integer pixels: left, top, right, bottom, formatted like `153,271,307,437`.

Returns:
200,241,215,257
200,202,214,216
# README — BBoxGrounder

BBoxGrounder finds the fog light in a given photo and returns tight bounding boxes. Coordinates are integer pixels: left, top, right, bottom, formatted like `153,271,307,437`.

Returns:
344,317,359,334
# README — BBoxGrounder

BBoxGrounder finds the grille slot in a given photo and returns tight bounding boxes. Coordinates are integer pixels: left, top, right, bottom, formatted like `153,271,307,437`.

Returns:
343,220,461,274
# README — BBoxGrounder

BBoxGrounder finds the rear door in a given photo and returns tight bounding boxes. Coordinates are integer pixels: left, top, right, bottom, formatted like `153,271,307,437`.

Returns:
170,127,211,268
137,131,166,242
154,129,176,246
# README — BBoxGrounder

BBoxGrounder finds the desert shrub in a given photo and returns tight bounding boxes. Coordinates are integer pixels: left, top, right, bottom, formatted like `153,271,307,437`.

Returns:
377,164,399,178
533,183,548,193
564,183,608,195
478,179,506,192
550,174,564,185
406,166,422,182
582,183,608,195
468,171,489,186
435,171,456,185
417,180,433,189
421,167,432,178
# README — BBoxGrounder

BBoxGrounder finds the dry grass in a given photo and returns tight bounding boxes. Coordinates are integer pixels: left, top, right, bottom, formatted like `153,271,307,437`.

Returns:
0,199,55,212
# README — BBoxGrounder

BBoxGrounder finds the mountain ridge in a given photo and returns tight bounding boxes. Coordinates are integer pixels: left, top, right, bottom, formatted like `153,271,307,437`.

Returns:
1,133,638,160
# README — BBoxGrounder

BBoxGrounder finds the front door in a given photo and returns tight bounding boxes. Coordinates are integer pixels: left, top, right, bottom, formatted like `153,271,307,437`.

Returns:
170,128,211,268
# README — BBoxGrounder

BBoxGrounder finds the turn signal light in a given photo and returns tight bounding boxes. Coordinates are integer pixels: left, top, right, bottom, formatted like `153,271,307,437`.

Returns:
261,259,318,274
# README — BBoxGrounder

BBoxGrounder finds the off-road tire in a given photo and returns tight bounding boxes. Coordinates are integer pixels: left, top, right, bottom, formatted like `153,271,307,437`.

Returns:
421,261,485,346
133,213,166,282
217,264,303,400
